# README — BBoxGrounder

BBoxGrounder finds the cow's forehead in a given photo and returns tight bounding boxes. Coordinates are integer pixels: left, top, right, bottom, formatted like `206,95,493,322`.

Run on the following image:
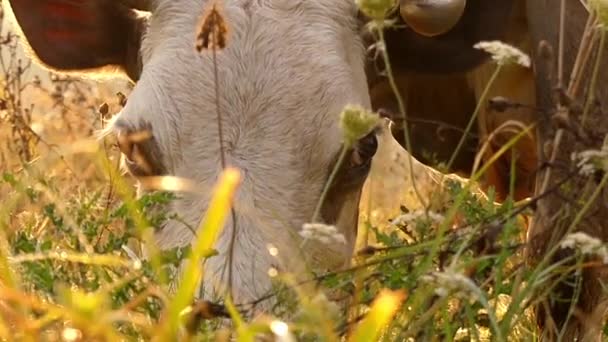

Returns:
141,0,365,83
142,0,361,50
129,0,370,170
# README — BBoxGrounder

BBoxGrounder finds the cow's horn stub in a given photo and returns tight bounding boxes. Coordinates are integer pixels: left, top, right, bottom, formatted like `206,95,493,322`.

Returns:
399,0,466,37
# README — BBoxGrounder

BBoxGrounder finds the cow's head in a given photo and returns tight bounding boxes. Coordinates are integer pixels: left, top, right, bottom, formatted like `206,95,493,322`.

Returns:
6,0,512,303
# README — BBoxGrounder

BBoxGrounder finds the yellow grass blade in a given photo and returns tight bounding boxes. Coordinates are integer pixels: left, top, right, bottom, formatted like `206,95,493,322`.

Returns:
156,167,241,339
349,289,406,342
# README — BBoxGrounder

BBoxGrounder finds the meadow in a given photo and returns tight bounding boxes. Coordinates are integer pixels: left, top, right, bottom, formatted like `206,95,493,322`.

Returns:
1,1,607,341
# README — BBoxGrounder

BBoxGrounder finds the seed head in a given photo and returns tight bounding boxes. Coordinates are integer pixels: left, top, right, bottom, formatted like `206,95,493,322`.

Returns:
590,0,608,27
356,0,396,21
340,105,379,146
196,2,230,52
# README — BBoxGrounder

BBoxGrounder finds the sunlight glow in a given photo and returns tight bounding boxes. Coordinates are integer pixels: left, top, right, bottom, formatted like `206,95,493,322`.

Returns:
267,244,279,257
270,320,289,337
62,328,82,342
138,176,198,192
267,267,278,278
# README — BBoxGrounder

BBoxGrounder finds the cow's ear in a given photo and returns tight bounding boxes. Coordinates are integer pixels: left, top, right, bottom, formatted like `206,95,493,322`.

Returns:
6,0,145,80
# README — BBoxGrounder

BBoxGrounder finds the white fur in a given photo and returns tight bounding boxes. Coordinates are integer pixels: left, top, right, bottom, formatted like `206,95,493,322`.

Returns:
111,0,371,304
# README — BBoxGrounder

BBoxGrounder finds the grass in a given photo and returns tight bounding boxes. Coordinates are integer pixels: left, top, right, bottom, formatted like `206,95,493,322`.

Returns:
1,1,608,341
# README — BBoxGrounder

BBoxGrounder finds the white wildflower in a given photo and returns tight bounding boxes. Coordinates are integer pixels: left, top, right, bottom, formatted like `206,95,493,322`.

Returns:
560,232,608,263
571,147,608,176
310,292,341,319
294,292,342,322
421,269,481,301
391,209,444,226
300,223,347,245
434,287,449,298
474,41,531,67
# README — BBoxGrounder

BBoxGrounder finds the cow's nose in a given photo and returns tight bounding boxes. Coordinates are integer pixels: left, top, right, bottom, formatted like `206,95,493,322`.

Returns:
114,122,166,177
116,129,134,161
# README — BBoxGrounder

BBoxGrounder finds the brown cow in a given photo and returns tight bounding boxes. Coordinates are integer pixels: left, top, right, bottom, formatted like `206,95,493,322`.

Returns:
370,0,537,202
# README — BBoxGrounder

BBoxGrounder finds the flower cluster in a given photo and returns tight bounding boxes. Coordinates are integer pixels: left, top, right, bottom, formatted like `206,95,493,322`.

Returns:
339,105,380,146
571,147,608,176
299,223,347,245
421,269,481,301
310,292,341,320
390,209,445,226
356,0,396,20
474,41,531,67
560,232,608,264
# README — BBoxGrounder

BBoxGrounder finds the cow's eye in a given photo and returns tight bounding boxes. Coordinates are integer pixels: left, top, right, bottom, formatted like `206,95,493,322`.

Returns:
349,131,378,171
319,130,378,227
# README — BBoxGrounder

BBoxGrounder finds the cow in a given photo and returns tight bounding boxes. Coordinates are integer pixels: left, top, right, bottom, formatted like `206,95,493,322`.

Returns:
9,0,600,338
370,0,537,202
